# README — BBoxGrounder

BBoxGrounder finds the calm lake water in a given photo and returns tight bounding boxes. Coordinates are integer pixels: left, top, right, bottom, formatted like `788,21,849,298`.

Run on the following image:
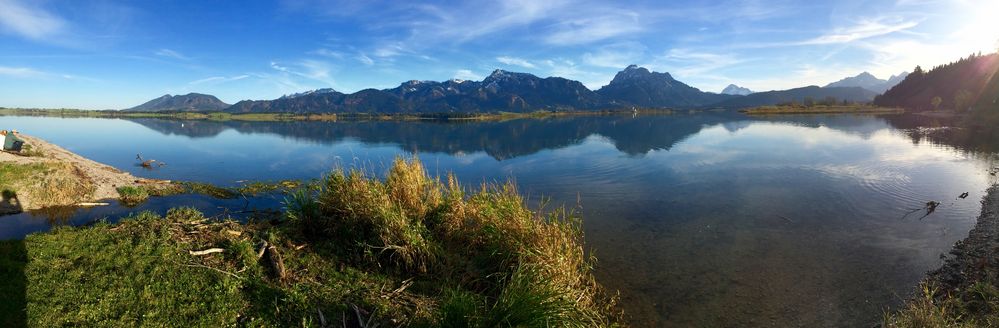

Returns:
2,113,997,327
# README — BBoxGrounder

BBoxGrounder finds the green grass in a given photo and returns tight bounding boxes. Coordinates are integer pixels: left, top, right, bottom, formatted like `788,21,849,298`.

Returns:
0,158,621,326
177,181,239,199
884,281,999,327
18,144,44,157
111,180,308,208
175,180,309,200
116,186,150,206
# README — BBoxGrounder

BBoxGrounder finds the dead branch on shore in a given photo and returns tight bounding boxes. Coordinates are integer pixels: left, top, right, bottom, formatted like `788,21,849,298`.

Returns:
75,202,110,207
256,241,269,259
265,245,287,281
136,153,166,168
189,248,225,256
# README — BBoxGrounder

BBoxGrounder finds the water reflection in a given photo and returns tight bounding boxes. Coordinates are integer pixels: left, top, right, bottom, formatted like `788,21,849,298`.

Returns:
1,113,996,327
126,115,730,159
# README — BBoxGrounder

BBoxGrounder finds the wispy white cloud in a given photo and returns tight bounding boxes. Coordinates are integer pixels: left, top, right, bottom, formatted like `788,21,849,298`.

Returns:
310,48,345,59
415,0,571,43
496,56,535,68
299,59,333,82
453,69,481,81
269,60,336,86
0,65,48,78
270,61,289,72
188,75,249,85
544,12,642,45
799,17,919,45
0,0,65,40
661,48,745,77
0,65,98,82
582,42,646,68
155,48,190,60
356,53,375,65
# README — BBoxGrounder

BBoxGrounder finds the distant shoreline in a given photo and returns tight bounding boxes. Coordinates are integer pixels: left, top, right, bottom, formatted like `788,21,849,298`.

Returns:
739,105,904,115
0,107,674,122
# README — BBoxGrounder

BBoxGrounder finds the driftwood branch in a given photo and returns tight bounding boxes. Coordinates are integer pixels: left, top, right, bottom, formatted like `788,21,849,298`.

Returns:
189,248,224,256
75,202,110,207
257,241,269,259
317,308,327,328
266,245,287,281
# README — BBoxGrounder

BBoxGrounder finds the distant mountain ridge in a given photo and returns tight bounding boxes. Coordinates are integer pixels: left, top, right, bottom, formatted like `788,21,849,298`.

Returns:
596,65,734,108
825,71,909,94
279,88,340,99
721,84,753,95
712,86,879,109
125,93,229,112
129,65,894,113
229,69,602,113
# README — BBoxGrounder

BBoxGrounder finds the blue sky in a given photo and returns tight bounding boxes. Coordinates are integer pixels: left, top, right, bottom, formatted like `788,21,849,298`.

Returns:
1,0,998,109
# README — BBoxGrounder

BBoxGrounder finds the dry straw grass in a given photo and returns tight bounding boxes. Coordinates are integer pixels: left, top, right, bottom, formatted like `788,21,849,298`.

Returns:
294,157,621,326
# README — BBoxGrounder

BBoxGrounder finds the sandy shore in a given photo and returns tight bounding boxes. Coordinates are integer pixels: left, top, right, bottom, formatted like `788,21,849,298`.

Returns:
0,134,168,212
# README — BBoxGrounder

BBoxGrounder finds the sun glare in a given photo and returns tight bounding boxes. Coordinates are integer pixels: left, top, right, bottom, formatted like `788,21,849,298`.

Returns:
957,1,999,53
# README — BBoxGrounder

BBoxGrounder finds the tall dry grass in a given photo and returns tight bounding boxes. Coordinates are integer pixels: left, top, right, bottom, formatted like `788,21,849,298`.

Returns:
289,157,620,326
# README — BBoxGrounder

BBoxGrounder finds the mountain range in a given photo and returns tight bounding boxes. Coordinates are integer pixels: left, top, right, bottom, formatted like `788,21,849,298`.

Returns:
125,93,229,112
712,86,879,109
721,84,753,95
825,72,909,94
129,66,885,113
594,65,735,108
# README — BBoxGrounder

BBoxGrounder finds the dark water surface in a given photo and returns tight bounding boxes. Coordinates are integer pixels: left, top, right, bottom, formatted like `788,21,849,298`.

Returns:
1,113,996,326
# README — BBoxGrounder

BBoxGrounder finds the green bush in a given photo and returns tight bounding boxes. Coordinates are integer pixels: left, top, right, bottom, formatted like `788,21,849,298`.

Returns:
116,185,149,206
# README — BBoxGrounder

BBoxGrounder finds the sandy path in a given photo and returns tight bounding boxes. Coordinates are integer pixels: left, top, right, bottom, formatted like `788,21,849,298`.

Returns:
1,134,167,211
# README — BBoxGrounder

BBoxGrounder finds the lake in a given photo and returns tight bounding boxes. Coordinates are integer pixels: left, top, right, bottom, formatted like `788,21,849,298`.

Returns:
1,113,996,327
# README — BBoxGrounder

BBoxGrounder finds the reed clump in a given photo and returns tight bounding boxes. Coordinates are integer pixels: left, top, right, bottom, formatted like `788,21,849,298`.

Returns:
290,157,620,326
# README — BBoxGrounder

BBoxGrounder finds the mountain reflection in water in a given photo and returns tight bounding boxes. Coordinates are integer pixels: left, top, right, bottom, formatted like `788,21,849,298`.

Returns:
2,113,996,327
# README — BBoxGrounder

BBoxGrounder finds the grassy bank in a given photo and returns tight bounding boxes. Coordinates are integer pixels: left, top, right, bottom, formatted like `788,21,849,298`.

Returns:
0,158,620,326
115,180,307,206
739,104,904,115
0,162,93,213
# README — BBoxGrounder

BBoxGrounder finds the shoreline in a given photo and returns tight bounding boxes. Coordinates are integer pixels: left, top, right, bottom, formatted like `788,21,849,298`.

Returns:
0,134,172,214
927,185,999,290
739,105,904,115
885,184,999,325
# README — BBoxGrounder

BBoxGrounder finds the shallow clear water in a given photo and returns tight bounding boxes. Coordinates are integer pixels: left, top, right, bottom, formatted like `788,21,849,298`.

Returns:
1,113,996,326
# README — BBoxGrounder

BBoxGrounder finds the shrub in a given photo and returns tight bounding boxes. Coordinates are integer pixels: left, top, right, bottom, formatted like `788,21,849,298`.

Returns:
116,186,149,206
304,157,618,325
